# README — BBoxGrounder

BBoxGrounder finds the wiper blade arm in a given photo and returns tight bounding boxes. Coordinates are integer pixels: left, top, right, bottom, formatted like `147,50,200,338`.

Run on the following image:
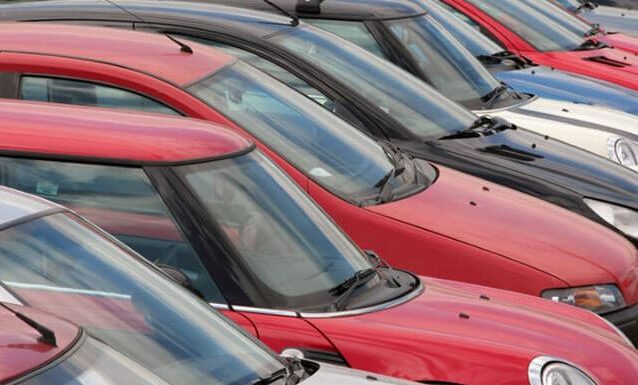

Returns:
482,84,510,108
251,368,288,385
329,268,378,312
586,23,601,37
0,302,57,346
575,38,611,50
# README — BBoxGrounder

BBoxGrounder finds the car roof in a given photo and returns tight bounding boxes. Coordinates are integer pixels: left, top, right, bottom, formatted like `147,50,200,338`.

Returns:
0,100,253,165
0,21,235,86
0,304,79,383
196,0,426,20
0,0,297,38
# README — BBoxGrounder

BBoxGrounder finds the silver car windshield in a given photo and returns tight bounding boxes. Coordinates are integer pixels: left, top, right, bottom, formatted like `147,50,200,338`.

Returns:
519,0,592,36
269,25,477,139
0,212,283,385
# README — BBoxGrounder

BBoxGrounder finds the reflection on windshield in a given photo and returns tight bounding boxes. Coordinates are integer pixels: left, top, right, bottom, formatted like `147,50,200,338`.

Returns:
414,0,503,56
23,337,173,385
269,26,476,139
189,61,397,202
554,0,583,12
0,213,282,385
176,152,373,311
463,0,585,51
519,0,591,36
385,15,500,106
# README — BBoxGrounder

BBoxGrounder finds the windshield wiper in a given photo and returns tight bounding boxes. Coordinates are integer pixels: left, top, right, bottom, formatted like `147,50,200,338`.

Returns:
328,268,378,312
574,38,612,51
482,84,510,109
375,142,412,203
576,1,597,12
251,367,288,385
439,116,514,140
585,23,601,37
477,50,532,68
0,302,57,346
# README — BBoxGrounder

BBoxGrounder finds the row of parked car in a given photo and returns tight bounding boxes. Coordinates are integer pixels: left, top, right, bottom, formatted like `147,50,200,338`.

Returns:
0,0,637,384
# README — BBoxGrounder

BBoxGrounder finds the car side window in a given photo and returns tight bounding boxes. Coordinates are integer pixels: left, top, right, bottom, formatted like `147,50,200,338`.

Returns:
0,157,224,302
20,76,180,116
304,19,387,59
435,0,504,46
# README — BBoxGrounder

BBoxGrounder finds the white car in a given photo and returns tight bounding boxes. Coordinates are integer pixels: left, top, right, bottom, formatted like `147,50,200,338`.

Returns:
478,97,638,171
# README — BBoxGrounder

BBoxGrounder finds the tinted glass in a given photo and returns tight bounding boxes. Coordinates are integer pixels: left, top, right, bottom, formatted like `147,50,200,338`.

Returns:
463,0,585,51
553,0,583,12
385,15,500,105
176,152,373,310
0,158,222,301
20,77,179,115
0,213,282,385
270,26,476,139
412,0,504,56
23,337,171,385
189,61,399,202
304,19,387,58
520,0,591,36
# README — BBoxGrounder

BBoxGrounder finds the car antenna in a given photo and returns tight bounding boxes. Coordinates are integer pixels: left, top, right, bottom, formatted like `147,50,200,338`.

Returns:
0,302,57,347
262,0,300,26
102,0,193,53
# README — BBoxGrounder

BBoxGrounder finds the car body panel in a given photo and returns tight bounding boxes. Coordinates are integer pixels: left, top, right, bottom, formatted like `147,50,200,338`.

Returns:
440,0,638,91
601,30,638,53
0,305,79,383
307,277,638,383
479,97,638,158
1,11,638,325
493,66,638,115
0,104,635,384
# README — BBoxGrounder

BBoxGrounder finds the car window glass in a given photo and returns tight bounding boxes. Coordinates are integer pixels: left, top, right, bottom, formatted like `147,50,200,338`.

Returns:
520,0,591,36
385,15,500,104
416,0,504,56
185,38,369,132
462,0,585,51
20,76,180,116
0,157,222,301
189,61,401,203
304,19,387,58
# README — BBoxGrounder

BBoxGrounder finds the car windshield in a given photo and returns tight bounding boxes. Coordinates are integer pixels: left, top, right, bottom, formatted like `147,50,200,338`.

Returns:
268,25,477,139
553,0,585,12
383,14,505,108
0,213,284,385
189,61,423,203
463,0,585,51
414,0,504,56
174,151,384,311
520,0,592,36
22,336,172,385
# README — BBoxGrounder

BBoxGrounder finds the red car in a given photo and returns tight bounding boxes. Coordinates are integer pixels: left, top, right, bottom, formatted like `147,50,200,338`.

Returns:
1,23,638,337
0,100,636,385
439,0,638,91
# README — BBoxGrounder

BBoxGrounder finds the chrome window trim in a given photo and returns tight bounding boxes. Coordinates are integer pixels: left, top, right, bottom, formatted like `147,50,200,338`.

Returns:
217,280,424,319
232,306,299,317
209,303,230,311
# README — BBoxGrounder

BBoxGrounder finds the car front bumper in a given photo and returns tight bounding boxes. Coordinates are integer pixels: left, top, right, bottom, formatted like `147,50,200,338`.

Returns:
605,302,638,347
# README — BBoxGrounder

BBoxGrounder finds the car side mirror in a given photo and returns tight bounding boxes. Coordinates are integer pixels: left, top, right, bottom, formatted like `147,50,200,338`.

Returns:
157,264,204,299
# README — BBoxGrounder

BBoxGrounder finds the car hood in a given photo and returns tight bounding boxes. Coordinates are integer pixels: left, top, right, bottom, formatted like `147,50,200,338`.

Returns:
493,66,638,115
525,47,638,83
586,6,638,38
477,97,638,159
365,164,638,294
303,363,416,385
308,278,638,383
600,32,638,54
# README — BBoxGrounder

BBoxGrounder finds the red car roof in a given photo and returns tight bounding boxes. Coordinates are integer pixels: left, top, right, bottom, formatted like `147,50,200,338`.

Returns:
0,22,233,86
0,304,79,383
0,100,253,164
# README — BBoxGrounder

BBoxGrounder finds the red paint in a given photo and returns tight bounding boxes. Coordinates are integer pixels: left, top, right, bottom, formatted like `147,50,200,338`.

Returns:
441,0,638,91
0,306,78,383
1,26,638,384
598,34,638,55
0,100,251,164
